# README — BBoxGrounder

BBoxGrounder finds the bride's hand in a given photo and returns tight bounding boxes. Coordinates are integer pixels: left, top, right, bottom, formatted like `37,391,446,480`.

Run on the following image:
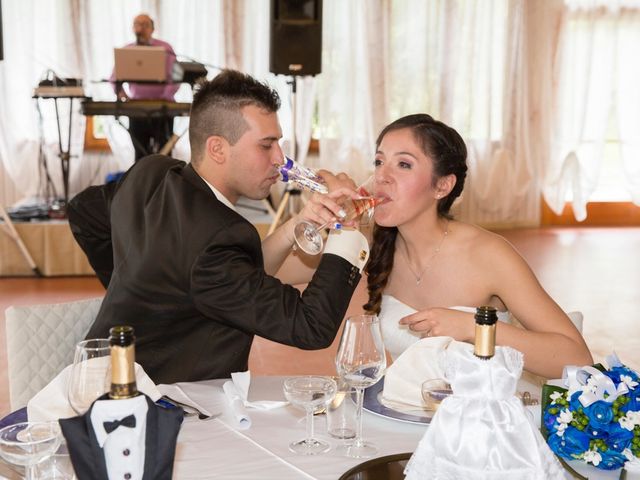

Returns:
294,187,359,229
399,308,475,343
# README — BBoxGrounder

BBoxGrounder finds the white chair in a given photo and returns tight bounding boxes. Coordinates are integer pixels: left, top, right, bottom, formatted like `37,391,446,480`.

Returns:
567,311,584,333
4,297,103,410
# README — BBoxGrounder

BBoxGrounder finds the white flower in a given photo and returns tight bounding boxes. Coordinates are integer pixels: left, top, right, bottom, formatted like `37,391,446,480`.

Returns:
620,374,638,390
583,449,602,466
558,408,573,424
623,448,638,463
550,391,563,405
555,423,568,437
619,415,635,431
628,411,640,424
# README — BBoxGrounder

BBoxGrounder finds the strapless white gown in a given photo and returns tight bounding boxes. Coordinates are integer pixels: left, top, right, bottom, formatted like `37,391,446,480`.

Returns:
379,294,511,361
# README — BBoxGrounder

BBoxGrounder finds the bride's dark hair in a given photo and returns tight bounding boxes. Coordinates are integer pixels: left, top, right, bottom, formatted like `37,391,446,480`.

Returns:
363,114,468,314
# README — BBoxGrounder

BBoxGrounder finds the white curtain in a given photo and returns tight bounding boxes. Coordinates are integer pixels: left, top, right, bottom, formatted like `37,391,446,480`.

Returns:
543,0,640,220
3,0,637,225
317,0,538,225
316,0,387,185
0,0,85,203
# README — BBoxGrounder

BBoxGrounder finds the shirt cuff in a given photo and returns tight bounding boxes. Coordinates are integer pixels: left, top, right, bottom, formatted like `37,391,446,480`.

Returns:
323,228,370,272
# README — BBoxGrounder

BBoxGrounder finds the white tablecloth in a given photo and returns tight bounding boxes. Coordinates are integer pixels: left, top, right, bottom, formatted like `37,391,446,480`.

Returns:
171,377,620,479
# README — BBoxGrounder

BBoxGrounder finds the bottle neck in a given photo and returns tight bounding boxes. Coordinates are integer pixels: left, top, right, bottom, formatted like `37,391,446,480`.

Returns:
473,323,496,360
109,344,139,399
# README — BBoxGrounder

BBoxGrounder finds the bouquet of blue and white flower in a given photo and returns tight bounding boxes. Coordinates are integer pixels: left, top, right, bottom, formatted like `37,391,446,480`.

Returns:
543,354,640,471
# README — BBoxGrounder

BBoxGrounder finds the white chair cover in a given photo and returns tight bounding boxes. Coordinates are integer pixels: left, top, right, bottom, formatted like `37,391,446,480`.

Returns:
5,297,103,409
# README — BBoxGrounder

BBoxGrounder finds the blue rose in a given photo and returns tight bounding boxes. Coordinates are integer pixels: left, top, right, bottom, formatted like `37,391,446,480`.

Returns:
597,449,628,470
606,423,634,452
584,400,614,431
543,411,559,432
547,426,591,459
605,366,639,385
620,392,640,414
568,391,583,411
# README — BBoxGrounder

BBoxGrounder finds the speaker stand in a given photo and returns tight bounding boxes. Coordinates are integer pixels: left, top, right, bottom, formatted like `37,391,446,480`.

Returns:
268,76,301,235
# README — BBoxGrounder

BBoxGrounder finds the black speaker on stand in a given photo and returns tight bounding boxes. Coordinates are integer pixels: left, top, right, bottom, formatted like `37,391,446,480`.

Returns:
269,0,322,76
267,0,323,234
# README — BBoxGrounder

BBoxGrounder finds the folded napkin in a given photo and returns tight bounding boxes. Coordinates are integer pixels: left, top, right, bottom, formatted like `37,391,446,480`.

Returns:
28,362,161,422
381,336,453,412
222,371,288,430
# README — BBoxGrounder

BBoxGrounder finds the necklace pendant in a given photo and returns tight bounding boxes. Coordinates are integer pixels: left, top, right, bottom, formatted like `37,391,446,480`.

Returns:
416,278,422,285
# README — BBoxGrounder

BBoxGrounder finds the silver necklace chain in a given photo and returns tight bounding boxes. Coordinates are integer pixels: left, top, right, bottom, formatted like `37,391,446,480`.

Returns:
400,221,449,285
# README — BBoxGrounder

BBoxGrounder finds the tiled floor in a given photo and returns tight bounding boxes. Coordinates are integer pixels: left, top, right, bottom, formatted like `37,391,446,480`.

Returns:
1,227,639,418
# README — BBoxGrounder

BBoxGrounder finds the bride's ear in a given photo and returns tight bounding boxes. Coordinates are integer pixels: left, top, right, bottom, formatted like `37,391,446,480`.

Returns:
435,174,456,199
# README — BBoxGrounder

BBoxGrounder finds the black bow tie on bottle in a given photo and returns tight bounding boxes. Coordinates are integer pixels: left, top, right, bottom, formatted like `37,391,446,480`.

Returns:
103,414,137,434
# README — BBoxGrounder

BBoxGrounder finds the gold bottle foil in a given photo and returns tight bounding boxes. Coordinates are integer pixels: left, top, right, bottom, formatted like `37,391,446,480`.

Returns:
110,344,138,399
474,323,496,359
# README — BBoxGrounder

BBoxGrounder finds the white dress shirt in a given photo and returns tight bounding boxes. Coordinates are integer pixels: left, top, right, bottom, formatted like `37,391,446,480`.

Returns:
91,395,148,480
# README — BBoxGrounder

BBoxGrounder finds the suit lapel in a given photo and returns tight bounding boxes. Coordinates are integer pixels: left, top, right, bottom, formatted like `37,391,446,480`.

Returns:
142,396,159,480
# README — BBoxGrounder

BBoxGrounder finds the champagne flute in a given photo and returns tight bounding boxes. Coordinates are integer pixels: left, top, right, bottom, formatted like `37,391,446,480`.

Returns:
335,314,386,458
293,176,387,255
67,339,111,414
277,156,328,194
283,376,337,455
0,422,61,480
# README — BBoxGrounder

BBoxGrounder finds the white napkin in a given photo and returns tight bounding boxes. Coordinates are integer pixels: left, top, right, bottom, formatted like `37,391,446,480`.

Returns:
27,362,161,422
381,336,453,412
624,451,640,480
222,371,288,430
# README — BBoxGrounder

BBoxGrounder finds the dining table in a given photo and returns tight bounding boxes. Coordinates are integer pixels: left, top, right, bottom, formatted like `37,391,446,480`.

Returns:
0,376,628,479
168,376,622,479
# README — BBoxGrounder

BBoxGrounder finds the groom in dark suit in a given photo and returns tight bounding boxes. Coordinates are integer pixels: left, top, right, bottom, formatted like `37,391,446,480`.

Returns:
68,69,369,385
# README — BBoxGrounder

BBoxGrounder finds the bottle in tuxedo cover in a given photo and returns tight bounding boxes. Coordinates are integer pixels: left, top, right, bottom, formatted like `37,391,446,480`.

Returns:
473,306,498,360
108,325,139,399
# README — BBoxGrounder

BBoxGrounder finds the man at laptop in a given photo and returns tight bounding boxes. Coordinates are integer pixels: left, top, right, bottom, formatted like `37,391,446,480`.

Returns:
111,13,179,161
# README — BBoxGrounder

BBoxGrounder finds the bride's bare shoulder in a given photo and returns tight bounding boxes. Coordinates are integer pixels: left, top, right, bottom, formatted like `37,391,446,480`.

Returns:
452,222,518,257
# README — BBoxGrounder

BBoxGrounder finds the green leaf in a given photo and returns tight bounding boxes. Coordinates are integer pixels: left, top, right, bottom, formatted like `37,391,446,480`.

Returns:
541,384,568,439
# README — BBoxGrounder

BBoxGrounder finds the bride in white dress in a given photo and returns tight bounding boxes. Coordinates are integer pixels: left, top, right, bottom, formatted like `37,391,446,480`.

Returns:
364,114,592,378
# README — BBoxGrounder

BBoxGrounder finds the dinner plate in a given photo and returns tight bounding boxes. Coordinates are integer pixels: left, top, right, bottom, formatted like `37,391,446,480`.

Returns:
362,378,433,425
338,452,412,480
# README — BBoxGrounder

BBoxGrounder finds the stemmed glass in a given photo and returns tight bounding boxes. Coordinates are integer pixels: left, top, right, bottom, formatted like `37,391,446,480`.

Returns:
293,176,387,255
335,314,386,458
283,376,337,455
0,422,61,480
67,338,111,415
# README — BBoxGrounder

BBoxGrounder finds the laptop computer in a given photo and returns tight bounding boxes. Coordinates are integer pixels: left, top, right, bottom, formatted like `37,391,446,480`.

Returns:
113,46,167,82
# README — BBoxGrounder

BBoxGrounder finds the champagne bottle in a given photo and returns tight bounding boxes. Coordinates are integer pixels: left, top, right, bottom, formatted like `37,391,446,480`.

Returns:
473,306,498,360
108,325,139,399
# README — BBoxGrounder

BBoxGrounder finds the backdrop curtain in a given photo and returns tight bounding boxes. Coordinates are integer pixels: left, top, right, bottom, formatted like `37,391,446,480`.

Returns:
543,0,640,220
1,0,638,226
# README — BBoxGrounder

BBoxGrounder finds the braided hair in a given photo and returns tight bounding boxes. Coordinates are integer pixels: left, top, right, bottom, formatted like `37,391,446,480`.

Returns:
363,114,468,314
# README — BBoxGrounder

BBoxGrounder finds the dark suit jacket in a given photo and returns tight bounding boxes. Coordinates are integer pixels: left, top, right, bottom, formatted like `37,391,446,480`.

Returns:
68,155,361,384
59,394,183,480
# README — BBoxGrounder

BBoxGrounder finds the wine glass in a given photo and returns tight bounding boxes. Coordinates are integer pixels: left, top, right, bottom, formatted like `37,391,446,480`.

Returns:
293,176,387,255
0,422,61,480
67,338,111,414
335,314,386,458
283,376,337,455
